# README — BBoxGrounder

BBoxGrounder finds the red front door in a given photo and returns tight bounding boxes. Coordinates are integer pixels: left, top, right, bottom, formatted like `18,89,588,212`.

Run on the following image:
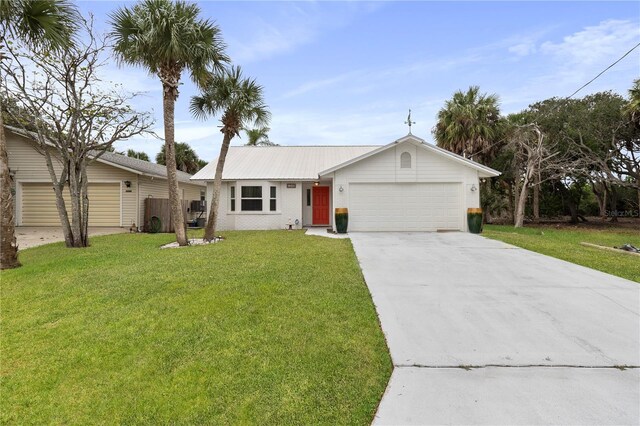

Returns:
312,186,330,225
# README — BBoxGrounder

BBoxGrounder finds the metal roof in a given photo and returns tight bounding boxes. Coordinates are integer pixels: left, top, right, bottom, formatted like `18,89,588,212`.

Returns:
192,136,501,181
191,145,381,181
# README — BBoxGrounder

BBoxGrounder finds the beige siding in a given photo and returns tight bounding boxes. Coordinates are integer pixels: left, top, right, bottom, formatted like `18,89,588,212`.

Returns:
8,131,138,226
21,182,121,226
7,132,139,182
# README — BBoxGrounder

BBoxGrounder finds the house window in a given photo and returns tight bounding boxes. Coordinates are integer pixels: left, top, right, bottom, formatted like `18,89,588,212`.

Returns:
270,186,277,211
306,189,311,206
230,185,236,212
241,186,262,211
200,190,205,201
400,152,412,168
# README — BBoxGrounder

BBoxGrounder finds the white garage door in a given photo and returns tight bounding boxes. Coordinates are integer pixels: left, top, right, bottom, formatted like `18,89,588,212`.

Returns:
21,182,121,226
349,183,463,231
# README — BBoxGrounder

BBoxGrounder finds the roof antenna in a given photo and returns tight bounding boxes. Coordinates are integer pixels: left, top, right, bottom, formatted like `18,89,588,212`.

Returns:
404,109,415,134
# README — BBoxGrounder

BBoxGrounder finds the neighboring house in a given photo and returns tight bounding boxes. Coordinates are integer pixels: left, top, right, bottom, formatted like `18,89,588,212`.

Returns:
5,126,205,228
191,134,500,232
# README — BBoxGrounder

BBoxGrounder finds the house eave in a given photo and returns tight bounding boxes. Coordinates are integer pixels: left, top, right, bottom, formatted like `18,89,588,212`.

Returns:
319,134,501,177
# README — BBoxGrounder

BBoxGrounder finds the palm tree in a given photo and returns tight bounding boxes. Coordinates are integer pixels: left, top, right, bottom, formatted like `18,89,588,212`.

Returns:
190,66,270,241
244,126,275,146
625,78,640,128
110,0,228,246
127,149,150,162
0,0,78,269
155,141,203,174
433,86,502,164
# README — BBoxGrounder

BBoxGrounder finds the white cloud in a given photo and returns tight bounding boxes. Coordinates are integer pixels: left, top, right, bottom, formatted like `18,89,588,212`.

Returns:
540,19,640,65
225,3,382,64
508,42,536,57
227,19,315,64
280,53,484,100
98,66,161,94
281,71,360,98
266,102,443,148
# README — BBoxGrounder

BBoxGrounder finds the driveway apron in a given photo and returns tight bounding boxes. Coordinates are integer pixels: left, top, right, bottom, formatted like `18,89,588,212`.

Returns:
350,232,640,425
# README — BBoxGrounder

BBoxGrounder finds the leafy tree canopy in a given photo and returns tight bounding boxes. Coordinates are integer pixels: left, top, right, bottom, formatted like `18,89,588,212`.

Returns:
155,141,205,174
433,85,502,164
127,149,149,162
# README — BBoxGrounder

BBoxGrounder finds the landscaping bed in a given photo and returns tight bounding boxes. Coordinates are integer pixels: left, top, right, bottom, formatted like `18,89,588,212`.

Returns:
1,230,391,424
484,225,640,283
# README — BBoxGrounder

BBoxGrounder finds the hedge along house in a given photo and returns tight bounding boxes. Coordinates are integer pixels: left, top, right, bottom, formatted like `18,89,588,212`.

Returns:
5,126,205,229
191,134,500,232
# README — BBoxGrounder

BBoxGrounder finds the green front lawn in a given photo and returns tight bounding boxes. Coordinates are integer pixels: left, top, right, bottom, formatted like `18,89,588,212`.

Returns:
1,231,391,424
484,225,640,283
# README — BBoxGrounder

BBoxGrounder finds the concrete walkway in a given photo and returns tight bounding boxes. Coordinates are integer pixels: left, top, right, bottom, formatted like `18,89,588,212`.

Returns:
350,232,640,425
16,226,128,249
304,227,350,239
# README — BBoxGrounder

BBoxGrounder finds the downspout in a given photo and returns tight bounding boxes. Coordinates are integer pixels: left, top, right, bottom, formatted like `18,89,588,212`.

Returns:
136,174,140,231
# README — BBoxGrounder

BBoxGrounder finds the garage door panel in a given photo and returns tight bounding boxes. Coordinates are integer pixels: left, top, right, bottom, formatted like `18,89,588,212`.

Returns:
21,183,121,226
349,183,462,231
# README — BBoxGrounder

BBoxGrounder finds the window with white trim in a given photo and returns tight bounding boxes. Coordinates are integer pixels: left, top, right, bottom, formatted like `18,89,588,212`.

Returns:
270,186,277,211
241,186,262,211
230,185,236,211
400,152,412,168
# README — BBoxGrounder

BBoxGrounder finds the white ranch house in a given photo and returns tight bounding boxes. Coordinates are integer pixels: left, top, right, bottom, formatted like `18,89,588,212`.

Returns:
192,134,500,232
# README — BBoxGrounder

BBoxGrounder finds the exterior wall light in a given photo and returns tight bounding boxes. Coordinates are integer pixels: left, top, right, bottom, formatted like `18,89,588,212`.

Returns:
470,184,477,192
314,181,319,186
339,185,344,192
124,180,132,188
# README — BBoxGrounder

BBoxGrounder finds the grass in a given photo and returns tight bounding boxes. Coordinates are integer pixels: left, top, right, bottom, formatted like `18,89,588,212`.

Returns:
484,225,640,283
1,230,392,425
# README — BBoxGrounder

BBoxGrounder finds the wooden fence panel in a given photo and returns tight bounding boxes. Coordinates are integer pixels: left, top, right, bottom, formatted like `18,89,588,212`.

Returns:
144,198,191,233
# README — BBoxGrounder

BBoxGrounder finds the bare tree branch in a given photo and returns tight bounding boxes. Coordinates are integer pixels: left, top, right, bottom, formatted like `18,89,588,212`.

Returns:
1,16,153,247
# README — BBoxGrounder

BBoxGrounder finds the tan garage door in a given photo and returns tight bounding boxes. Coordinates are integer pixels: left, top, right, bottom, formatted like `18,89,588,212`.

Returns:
21,182,121,226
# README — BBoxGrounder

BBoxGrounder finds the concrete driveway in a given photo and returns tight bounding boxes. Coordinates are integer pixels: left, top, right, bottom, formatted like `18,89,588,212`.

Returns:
16,227,128,249
350,232,640,425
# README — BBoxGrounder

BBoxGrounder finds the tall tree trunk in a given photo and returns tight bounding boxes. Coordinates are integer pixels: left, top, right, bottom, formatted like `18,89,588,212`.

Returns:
515,172,531,228
608,186,618,223
507,182,515,225
532,173,540,223
592,181,607,220
481,180,493,224
204,132,233,242
561,183,580,224
562,194,577,223
68,163,83,247
81,164,89,247
513,179,520,225
162,86,187,246
41,148,74,247
0,106,20,269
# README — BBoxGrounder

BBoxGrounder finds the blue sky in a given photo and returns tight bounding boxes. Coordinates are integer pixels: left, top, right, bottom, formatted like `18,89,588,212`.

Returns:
77,1,640,162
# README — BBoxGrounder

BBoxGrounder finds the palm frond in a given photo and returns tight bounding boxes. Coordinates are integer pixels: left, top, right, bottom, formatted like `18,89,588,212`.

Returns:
1,0,78,50
190,66,271,140
109,0,229,84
